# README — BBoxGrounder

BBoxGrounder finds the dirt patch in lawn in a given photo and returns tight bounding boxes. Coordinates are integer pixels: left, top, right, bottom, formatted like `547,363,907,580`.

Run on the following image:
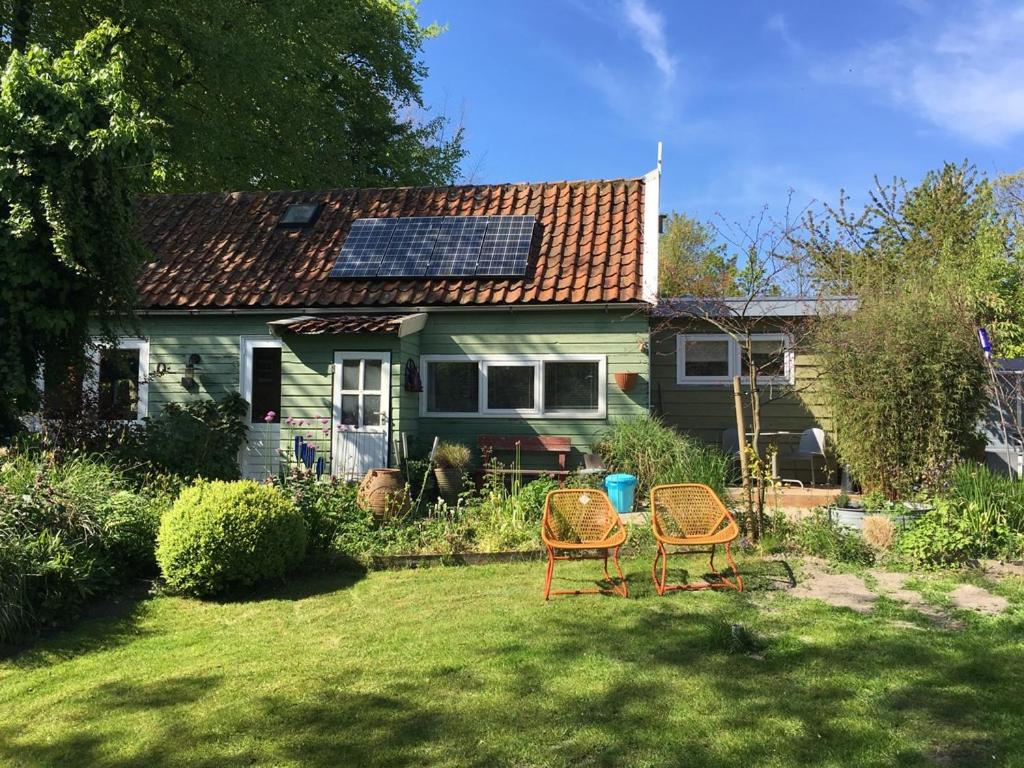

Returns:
949,584,1009,616
869,570,964,630
790,559,877,613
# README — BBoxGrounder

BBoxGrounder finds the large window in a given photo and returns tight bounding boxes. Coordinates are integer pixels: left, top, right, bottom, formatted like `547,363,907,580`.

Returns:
676,334,792,385
249,346,282,424
421,355,606,418
94,339,149,421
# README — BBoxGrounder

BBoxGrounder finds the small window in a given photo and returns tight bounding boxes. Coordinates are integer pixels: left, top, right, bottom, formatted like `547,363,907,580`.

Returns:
98,348,141,420
279,203,320,227
250,347,282,423
743,337,787,380
427,361,479,413
544,361,599,412
680,336,731,380
486,364,535,411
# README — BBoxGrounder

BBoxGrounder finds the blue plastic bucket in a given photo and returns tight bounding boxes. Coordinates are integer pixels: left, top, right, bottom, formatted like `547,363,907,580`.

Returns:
604,473,637,514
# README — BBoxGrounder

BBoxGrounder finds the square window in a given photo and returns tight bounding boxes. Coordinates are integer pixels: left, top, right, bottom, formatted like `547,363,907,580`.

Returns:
743,338,787,380
544,361,599,411
684,338,730,378
486,364,535,410
98,348,140,421
427,361,479,413
279,203,320,226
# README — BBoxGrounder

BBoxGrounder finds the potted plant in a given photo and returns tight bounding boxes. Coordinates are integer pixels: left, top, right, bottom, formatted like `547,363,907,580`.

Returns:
433,441,471,505
831,491,867,530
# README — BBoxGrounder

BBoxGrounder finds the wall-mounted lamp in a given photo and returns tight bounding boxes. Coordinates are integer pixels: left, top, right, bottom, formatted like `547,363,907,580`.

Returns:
181,353,202,392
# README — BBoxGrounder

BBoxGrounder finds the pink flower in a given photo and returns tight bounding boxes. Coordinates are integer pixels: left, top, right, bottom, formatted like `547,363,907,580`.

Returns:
263,410,277,423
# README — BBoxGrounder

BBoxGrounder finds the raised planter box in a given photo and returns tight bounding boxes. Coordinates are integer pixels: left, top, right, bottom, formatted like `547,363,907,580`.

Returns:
832,502,930,530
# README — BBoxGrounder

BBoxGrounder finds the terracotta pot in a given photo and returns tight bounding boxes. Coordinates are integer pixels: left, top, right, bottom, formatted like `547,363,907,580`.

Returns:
358,468,409,520
614,371,638,392
434,467,464,506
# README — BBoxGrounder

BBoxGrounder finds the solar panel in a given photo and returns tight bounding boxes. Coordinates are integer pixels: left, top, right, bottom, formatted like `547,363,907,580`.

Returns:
376,217,443,277
329,218,397,278
476,216,536,276
425,217,490,277
329,215,536,279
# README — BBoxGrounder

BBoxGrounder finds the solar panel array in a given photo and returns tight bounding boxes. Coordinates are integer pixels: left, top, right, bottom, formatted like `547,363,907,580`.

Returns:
329,215,536,279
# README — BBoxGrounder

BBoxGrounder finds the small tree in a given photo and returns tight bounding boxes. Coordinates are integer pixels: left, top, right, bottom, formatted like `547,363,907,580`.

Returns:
0,23,155,433
815,281,987,498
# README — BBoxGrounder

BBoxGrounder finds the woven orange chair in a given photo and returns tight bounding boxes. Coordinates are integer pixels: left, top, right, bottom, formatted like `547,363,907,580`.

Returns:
541,489,628,599
650,483,743,595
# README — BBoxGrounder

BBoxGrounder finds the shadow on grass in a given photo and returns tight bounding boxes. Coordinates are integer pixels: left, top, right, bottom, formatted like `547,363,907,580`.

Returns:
4,559,1024,767
207,561,368,604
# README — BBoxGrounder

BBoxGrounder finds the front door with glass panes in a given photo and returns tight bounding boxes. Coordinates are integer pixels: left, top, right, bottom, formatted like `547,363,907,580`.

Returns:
332,352,390,479
239,337,283,479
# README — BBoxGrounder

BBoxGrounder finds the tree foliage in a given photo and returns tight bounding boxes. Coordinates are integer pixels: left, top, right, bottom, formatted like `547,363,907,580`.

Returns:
658,212,738,296
814,281,988,499
0,0,465,192
0,23,155,431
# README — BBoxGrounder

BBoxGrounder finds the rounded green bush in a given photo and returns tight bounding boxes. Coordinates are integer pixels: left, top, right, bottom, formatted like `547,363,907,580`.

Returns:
157,480,306,596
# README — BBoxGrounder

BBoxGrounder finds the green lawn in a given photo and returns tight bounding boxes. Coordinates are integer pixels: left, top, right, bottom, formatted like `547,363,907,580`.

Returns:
2,556,1023,768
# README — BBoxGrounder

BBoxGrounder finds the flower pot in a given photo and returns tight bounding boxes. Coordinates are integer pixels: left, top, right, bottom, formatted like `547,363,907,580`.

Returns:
358,468,409,521
434,467,464,506
614,372,638,392
833,505,866,530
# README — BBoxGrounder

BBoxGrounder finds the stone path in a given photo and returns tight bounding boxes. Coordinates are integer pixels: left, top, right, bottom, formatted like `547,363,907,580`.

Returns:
787,558,1011,627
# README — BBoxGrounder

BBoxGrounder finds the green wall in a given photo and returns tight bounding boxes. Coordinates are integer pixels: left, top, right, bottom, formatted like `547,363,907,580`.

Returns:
134,308,649,473
649,319,835,483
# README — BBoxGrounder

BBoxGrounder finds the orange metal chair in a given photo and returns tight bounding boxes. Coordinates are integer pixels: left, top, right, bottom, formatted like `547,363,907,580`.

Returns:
541,489,628,599
650,483,743,595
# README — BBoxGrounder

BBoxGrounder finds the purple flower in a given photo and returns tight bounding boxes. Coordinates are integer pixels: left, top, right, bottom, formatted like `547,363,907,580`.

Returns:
263,410,277,423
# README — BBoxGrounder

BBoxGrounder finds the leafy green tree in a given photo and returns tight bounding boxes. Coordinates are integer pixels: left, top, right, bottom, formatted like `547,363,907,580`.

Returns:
658,212,738,296
799,162,1024,354
0,0,464,192
0,23,155,431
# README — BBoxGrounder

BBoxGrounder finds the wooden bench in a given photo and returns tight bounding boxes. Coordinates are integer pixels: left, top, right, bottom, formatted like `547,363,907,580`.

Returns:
477,435,572,485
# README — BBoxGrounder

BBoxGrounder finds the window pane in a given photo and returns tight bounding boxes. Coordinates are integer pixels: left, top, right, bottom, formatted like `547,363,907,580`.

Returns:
250,347,281,423
427,362,479,413
341,360,360,390
98,349,139,420
364,360,382,392
743,339,787,379
544,362,599,411
341,394,359,426
364,394,383,426
487,365,535,410
684,339,729,377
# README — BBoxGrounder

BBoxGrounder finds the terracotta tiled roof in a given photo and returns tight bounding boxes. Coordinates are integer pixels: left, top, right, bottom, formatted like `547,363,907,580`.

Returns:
135,178,645,309
270,314,406,335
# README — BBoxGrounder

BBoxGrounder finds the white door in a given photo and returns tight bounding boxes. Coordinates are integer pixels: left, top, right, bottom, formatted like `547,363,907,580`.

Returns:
240,337,283,479
332,352,390,479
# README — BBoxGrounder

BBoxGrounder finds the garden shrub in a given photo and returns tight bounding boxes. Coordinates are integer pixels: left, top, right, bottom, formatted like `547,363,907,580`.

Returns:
788,510,875,565
0,451,168,643
120,392,249,481
594,414,731,499
157,480,306,596
813,282,987,498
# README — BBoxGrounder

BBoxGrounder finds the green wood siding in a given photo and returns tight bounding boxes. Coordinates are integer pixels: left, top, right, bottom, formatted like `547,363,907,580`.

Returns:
650,320,835,483
131,308,649,473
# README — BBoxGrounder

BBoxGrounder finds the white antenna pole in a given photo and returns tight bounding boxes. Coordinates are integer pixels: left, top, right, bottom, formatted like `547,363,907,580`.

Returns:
656,141,663,174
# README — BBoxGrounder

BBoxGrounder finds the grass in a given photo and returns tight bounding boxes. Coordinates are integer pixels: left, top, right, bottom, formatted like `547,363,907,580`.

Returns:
2,554,1023,767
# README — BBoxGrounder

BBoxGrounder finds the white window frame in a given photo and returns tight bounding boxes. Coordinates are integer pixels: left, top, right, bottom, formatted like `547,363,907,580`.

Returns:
420,354,607,419
675,333,793,386
89,337,150,423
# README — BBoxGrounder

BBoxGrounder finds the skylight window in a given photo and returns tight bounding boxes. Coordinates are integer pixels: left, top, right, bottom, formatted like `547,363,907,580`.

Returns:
279,203,320,227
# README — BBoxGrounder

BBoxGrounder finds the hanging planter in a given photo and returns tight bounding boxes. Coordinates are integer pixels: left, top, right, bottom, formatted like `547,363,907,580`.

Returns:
614,372,639,392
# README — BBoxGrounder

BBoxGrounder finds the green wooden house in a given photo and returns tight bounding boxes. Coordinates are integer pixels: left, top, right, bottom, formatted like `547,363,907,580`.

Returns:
101,169,660,479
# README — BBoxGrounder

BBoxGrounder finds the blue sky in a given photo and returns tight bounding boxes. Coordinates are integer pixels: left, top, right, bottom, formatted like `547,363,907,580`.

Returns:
419,0,1024,230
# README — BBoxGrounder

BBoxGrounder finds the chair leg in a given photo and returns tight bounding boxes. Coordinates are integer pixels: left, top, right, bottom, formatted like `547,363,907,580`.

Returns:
652,545,662,594
544,547,555,600
610,546,628,598
724,541,743,592
653,542,670,596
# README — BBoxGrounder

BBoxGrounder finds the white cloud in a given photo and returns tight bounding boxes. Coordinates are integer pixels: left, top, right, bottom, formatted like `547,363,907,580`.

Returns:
833,0,1024,144
621,0,677,83
764,13,801,56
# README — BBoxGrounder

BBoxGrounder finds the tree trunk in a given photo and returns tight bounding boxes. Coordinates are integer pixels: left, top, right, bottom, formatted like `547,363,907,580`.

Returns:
732,376,753,534
11,0,34,53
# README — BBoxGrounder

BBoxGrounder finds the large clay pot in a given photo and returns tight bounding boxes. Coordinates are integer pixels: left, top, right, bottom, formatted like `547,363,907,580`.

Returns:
358,468,409,520
434,467,464,506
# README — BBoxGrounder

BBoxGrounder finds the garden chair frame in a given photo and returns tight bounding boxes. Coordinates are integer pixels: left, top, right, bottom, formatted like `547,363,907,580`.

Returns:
541,488,628,600
650,483,743,595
